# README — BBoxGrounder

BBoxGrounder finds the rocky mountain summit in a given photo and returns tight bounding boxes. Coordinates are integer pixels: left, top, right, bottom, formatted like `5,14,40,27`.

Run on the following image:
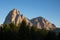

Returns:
30,17,56,30
4,9,32,26
4,9,56,30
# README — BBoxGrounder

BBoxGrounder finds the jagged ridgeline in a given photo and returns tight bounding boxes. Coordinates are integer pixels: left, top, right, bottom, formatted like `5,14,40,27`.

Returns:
4,8,56,30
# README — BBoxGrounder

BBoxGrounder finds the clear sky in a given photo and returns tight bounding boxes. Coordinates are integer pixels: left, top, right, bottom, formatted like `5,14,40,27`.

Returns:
0,0,60,27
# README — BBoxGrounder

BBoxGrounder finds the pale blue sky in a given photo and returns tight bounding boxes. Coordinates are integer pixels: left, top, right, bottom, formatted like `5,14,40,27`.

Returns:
0,0,60,27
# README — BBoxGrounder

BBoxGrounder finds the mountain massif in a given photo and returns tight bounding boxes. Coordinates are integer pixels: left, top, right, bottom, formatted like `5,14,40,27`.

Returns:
4,9,56,30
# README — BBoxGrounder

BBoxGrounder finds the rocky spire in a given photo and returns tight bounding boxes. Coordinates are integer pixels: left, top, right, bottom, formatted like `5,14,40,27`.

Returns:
4,8,21,25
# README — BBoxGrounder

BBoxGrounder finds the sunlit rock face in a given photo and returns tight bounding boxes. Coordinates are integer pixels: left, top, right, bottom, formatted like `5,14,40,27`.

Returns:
4,8,56,30
30,17,56,30
4,9,33,26
4,9,21,25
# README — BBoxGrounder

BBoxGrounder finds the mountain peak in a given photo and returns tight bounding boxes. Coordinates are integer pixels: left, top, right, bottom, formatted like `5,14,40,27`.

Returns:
4,8,20,25
37,16,43,18
12,8,20,14
4,9,32,26
30,16,56,30
4,9,56,30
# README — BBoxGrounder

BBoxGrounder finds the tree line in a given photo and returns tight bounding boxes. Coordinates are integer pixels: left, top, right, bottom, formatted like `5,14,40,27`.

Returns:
0,19,60,40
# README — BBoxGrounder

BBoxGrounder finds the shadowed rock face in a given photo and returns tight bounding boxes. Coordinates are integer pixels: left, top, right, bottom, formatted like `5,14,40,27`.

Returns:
4,9,56,30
